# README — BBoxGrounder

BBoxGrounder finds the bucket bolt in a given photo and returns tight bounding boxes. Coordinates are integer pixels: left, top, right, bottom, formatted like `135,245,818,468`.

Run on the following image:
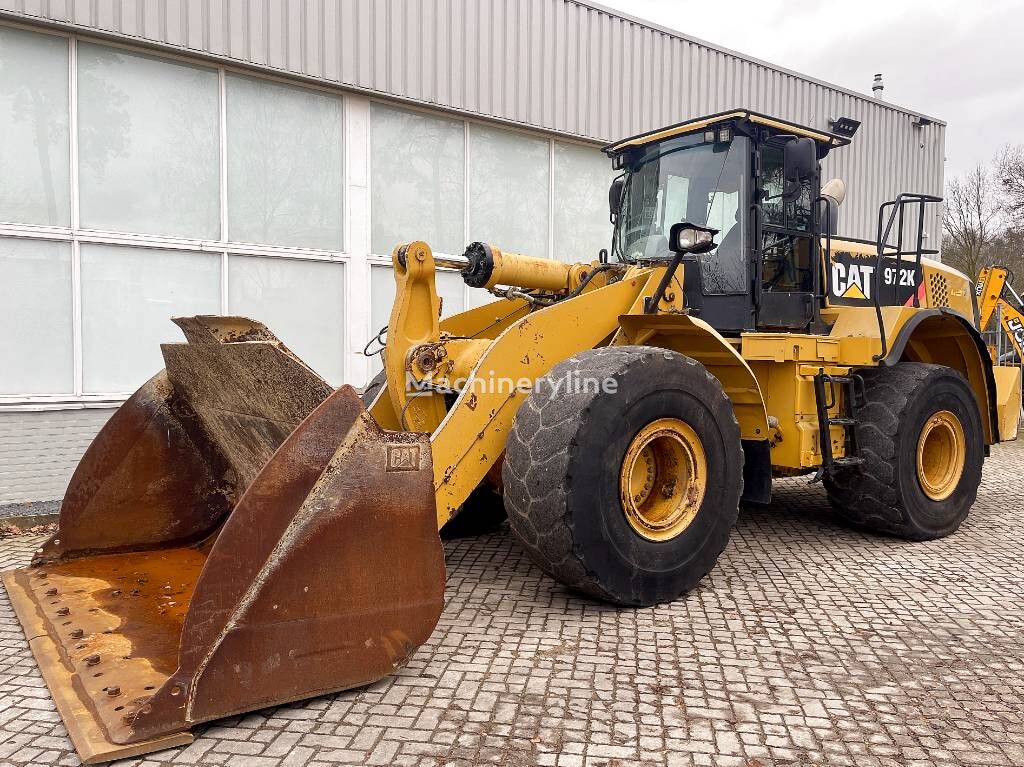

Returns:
70,628,84,639
45,587,58,596
84,654,101,666
106,686,121,697
56,607,70,616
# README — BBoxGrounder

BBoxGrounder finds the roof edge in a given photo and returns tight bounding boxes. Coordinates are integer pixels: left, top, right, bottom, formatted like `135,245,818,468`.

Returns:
571,0,947,127
603,109,853,154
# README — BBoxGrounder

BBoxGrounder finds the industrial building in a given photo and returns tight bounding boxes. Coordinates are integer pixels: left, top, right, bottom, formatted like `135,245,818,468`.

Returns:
0,0,946,505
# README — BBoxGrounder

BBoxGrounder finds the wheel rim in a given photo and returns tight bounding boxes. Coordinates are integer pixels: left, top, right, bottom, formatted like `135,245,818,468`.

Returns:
619,418,707,541
916,410,966,502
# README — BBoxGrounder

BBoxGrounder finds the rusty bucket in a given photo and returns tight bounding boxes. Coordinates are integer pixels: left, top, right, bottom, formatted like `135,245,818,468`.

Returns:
1,317,445,763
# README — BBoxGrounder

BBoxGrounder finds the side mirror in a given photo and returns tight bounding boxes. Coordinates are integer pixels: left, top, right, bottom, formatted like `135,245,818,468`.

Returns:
782,137,816,201
609,176,625,219
668,223,718,255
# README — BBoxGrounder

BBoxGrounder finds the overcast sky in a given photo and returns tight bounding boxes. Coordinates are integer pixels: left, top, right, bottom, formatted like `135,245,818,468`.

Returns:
598,0,1024,183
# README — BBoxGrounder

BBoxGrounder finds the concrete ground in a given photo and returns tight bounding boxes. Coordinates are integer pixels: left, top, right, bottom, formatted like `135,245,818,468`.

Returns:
1,441,1022,767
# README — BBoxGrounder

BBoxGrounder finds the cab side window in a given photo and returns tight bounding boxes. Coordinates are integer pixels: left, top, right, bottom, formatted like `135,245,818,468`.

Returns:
760,143,814,292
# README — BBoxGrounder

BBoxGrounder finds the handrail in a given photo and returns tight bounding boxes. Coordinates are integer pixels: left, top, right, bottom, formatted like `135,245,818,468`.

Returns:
871,193,942,361
813,195,833,308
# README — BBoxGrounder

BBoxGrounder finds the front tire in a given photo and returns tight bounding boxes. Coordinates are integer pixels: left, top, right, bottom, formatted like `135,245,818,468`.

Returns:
825,362,984,540
502,346,744,606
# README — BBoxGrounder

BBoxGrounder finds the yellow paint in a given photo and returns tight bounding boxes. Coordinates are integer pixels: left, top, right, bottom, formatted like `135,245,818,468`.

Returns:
993,365,1022,442
615,313,769,440
483,245,584,292
916,410,966,501
373,230,1012,526
619,418,707,541
383,242,448,433
429,275,648,524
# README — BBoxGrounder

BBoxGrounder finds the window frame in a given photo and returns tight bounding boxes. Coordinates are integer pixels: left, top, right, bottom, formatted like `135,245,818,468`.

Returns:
0,20,616,409
0,22,350,408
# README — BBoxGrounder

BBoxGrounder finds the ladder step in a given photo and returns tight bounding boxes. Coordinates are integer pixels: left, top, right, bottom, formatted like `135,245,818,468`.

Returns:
828,417,858,427
832,457,864,467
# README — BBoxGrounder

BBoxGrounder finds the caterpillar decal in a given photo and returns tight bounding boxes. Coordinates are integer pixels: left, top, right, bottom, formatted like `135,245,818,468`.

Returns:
829,250,921,306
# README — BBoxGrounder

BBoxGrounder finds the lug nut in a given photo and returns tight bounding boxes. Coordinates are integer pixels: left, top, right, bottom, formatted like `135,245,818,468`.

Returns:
84,654,100,666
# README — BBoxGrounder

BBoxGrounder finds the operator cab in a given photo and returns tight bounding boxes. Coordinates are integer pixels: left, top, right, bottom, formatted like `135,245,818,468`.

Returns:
604,109,851,334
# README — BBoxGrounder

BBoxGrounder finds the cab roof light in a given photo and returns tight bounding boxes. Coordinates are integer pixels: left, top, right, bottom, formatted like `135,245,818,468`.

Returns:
829,116,861,138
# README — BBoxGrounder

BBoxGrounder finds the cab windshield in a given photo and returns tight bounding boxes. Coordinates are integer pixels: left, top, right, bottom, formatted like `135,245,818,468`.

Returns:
613,133,749,294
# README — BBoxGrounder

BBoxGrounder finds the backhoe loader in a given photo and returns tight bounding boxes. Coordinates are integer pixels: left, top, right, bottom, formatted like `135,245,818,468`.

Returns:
4,109,1021,763
976,265,1024,363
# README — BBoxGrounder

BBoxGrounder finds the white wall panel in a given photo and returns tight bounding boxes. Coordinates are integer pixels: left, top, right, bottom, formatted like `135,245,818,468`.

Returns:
80,244,220,393
0,25,70,226
0,0,945,241
77,42,220,238
228,255,346,385
0,238,73,395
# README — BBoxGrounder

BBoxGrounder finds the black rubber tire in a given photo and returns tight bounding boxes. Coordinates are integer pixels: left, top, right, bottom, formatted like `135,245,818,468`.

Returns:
825,362,984,540
502,346,744,606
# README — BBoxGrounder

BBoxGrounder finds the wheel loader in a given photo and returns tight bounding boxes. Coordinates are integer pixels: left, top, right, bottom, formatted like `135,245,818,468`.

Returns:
4,109,1021,763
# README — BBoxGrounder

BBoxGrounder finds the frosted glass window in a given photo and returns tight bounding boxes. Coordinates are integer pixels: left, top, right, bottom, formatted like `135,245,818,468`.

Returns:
468,124,549,256
227,75,343,250
77,43,219,238
553,142,614,263
370,104,465,256
0,27,70,226
0,238,72,394
81,245,220,393
367,266,465,376
229,256,345,384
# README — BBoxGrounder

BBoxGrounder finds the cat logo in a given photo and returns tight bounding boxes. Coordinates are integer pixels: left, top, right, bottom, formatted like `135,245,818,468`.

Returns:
386,444,420,471
831,261,876,301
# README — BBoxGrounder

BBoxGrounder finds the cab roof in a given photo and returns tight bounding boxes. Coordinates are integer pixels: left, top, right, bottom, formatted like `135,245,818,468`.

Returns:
602,109,851,156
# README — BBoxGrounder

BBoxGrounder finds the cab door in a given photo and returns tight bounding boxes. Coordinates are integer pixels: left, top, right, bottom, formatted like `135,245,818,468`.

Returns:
755,140,818,330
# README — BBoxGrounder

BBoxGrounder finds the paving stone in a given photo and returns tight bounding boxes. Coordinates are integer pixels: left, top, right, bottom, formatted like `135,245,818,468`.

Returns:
2,441,1023,765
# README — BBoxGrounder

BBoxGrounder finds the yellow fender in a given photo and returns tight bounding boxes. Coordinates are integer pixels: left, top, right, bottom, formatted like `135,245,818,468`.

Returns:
614,313,771,441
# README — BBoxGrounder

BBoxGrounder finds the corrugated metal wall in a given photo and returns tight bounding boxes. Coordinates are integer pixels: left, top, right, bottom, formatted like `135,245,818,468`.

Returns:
0,0,945,243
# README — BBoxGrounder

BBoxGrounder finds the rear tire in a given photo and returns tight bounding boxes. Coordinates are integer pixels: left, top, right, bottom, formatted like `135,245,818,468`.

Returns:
825,362,984,540
502,346,744,606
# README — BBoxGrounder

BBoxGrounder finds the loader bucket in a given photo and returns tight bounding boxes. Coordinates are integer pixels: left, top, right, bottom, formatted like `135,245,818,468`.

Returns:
1,316,445,764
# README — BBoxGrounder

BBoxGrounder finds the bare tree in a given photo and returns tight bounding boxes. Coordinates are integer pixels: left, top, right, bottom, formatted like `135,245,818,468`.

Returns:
942,164,1001,279
997,145,1024,228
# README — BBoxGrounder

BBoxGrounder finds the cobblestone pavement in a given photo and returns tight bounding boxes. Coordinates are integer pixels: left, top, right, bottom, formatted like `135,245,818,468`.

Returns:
2,441,1022,767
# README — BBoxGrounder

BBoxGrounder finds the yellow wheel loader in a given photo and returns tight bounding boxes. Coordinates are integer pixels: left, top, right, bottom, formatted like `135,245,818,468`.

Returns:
4,109,1021,763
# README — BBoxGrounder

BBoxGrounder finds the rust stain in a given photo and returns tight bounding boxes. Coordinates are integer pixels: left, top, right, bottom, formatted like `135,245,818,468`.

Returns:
5,319,447,760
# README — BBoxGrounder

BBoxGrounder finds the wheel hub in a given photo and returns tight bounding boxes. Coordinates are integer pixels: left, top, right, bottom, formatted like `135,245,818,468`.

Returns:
619,418,707,541
916,409,966,501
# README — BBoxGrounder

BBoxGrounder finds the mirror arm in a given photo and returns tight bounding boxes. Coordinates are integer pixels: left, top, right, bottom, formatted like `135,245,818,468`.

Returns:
644,251,685,315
